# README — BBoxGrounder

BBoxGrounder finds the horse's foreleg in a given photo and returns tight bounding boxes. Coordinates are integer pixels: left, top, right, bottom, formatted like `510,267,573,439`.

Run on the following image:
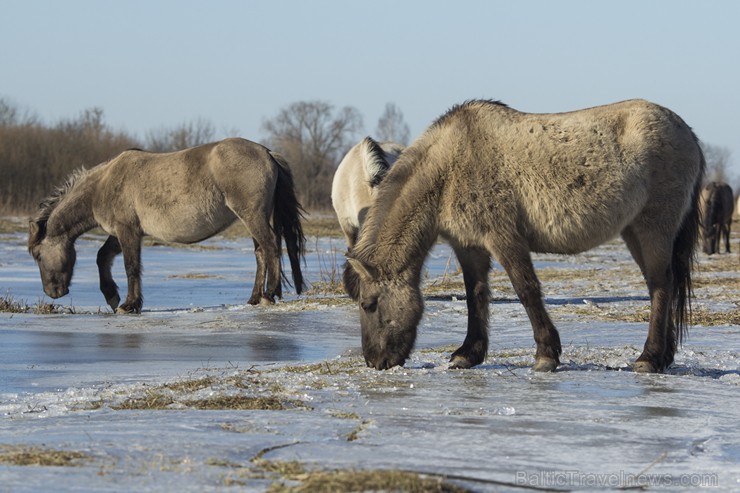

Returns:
116,233,143,314
96,235,122,311
494,243,561,372
449,244,491,369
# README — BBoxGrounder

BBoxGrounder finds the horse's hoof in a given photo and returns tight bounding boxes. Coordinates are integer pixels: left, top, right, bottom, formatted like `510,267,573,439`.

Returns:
449,355,474,369
259,296,274,306
633,361,658,373
107,295,120,311
115,304,141,315
533,358,558,372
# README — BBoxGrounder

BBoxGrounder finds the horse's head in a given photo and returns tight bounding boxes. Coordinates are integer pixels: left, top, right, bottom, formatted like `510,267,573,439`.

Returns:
28,219,76,299
346,257,423,370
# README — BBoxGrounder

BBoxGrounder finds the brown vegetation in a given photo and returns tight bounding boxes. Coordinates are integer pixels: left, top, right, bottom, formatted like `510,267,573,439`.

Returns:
0,445,91,467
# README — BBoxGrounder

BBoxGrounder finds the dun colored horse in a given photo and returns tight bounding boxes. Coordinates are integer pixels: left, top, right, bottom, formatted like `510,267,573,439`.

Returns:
700,181,734,255
29,138,306,313
346,99,705,373
331,136,404,250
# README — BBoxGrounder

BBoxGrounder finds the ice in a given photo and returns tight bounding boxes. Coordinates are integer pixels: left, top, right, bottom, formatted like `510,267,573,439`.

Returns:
1,230,739,491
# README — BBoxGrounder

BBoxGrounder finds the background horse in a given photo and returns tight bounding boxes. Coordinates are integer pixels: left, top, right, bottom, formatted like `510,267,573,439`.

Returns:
346,99,704,374
331,136,404,250
29,138,306,313
700,181,734,254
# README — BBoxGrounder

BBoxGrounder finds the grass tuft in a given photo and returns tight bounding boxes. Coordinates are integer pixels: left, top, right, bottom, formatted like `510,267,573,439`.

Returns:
0,294,28,313
266,469,473,493
0,445,91,467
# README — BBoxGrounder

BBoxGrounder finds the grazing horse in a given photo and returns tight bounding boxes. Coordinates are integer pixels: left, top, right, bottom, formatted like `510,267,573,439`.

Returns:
345,99,705,373
29,138,306,313
331,136,405,250
700,181,734,255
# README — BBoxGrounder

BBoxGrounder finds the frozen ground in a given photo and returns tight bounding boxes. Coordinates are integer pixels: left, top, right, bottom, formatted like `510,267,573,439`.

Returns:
1,226,739,491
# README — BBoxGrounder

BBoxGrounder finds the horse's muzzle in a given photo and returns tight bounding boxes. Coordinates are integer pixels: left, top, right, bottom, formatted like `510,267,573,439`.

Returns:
45,286,69,299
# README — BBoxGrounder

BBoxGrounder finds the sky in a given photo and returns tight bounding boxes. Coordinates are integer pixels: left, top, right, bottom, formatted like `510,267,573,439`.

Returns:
2,0,739,180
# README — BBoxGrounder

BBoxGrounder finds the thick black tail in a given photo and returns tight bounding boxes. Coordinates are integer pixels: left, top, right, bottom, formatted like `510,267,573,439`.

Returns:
269,151,306,294
671,140,706,345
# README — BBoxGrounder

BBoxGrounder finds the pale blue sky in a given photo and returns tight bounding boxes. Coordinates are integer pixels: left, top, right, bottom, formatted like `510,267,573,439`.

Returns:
2,0,739,178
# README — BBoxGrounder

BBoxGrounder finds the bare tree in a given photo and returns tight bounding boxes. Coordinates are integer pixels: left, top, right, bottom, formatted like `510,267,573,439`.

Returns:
375,102,410,146
0,106,136,213
701,142,733,184
261,100,363,209
145,117,216,152
0,96,38,127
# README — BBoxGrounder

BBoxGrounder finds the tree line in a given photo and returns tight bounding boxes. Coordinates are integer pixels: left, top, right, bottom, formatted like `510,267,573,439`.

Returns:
0,98,410,214
0,95,735,215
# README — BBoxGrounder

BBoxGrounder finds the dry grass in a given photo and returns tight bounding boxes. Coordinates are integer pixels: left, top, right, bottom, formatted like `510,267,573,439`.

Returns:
345,420,372,442
110,390,306,411
0,294,28,313
218,214,344,240
0,295,65,314
0,217,26,234
0,445,91,467
32,300,62,314
565,303,740,327
301,215,343,238
108,372,308,411
167,272,223,280
265,469,473,493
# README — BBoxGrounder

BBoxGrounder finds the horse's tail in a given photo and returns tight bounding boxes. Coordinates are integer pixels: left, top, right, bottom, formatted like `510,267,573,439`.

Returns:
269,151,307,294
672,140,706,346
360,136,391,188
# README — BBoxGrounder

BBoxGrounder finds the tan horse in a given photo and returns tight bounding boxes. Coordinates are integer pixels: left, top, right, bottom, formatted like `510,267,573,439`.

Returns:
346,99,705,373
331,136,404,249
29,138,306,313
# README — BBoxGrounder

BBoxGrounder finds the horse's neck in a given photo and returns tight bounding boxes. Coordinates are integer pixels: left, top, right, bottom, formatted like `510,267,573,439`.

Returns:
365,159,442,278
47,178,98,241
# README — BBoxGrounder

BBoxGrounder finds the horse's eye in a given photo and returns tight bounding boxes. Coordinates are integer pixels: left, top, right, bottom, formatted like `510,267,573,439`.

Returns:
361,297,378,313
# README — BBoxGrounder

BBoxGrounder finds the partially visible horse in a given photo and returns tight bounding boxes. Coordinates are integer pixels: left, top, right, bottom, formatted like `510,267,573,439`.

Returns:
331,136,405,249
29,138,306,313
700,181,734,254
346,99,705,374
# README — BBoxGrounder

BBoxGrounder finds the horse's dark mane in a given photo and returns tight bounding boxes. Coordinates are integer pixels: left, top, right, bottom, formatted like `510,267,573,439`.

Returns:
363,136,390,187
432,99,508,130
33,167,89,224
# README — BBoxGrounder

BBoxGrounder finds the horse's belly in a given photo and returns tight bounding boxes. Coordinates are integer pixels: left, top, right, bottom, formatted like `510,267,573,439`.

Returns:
140,204,236,244
525,206,636,254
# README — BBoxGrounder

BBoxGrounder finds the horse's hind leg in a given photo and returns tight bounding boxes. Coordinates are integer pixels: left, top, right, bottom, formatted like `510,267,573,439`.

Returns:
243,217,281,304
449,243,491,369
622,226,674,372
491,240,561,372
724,221,732,253
247,238,267,305
97,235,122,311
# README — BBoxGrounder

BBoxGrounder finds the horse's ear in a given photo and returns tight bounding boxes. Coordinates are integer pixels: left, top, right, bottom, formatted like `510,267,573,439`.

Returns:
28,219,46,249
346,256,378,283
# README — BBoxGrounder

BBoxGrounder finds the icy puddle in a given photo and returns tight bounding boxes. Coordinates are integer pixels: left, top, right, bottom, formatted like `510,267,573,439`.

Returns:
1,231,739,491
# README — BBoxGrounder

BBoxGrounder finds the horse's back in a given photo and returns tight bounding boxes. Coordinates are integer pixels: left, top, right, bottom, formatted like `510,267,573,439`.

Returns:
94,138,278,243
437,100,703,253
